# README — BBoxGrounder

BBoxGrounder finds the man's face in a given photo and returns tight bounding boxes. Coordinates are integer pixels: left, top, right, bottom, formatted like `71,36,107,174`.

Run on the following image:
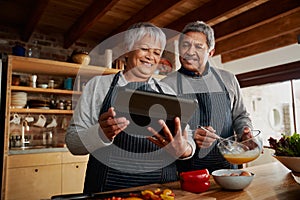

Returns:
179,31,214,73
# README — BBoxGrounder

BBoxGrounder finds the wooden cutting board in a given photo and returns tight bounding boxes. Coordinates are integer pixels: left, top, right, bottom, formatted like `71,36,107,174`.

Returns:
94,181,216,199
159,181,216,200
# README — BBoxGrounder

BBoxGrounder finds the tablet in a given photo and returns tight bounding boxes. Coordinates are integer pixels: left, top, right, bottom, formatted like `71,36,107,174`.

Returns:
112,87,198,136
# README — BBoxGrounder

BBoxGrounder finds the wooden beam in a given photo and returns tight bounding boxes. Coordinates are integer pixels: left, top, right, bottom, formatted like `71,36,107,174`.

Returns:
165,0,265,32
215,11,300,55
221,29,300,63
63,0,120,49
236,60,300,88
21,0,50,42
213,0,300,42
96,0,185,43
113,0,183,33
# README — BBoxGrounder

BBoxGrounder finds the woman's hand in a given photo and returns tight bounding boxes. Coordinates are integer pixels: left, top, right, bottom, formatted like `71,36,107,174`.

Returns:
147,117,192,158
194,126,218,148
98,107,130,141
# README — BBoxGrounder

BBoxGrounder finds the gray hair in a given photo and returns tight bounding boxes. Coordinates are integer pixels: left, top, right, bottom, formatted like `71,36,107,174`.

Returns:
179,21,215,51
124,22,166,54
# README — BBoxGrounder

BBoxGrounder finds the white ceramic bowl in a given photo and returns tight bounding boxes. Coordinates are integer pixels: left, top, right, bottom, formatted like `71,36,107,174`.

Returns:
272,155,300,172
212,169,254,190
38,84,48,88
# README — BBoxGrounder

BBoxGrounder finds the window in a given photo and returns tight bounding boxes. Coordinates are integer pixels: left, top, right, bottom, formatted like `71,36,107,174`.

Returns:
241,81,294,146
292,79,300,133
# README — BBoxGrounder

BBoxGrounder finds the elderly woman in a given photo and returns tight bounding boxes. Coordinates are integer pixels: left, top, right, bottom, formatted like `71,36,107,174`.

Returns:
66,22,195,193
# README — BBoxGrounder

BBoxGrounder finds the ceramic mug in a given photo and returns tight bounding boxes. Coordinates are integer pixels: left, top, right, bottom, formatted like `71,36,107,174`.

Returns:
33,114,46,127
46,115,57,128
10,114,21,124
25,115,34,123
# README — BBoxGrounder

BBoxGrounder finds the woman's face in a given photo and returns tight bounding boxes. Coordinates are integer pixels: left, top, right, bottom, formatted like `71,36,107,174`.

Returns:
125,35,162,81
179,31,214,74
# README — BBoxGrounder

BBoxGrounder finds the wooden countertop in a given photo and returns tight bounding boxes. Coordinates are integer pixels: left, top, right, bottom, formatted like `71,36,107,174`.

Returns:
202,162,300,199
103,162,300,200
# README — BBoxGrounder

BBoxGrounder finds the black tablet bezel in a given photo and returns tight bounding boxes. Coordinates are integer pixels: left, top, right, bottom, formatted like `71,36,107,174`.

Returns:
112,87,198,135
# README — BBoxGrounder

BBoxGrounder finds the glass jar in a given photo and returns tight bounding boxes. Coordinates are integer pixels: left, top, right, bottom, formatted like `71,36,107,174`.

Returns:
57,100,65,110
48,80,54,89
66,100,72,110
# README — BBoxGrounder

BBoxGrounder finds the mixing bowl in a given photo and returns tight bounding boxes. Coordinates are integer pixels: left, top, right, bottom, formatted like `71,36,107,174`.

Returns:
217,130,263,165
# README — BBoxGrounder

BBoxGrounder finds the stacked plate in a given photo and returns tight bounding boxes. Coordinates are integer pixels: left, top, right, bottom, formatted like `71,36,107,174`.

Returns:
27,99,50,109
11,92,27,108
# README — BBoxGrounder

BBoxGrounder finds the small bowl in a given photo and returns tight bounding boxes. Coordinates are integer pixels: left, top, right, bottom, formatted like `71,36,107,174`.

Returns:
38,84,48,88
272,155,300,172
212,169,254,190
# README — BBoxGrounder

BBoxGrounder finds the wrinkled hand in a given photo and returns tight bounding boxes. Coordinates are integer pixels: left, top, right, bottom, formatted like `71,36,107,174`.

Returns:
241,127,259,150
147,117,192,158
241,127,252,141
194,126,218,148
98,107,130,141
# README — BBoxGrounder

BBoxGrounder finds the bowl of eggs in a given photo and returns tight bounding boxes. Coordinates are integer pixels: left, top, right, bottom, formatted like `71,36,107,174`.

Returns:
212,169,254,190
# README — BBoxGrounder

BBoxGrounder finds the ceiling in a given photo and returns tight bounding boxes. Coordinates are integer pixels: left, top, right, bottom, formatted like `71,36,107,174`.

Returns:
0,0,299,63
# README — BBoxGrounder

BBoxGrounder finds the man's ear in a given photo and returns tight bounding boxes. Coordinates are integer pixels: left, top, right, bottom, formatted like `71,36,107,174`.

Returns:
209,49,215,57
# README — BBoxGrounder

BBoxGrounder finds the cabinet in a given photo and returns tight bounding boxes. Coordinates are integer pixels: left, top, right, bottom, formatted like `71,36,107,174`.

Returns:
61,151,88,194
5,152,89,200
6,153,62,200
2,56,117,200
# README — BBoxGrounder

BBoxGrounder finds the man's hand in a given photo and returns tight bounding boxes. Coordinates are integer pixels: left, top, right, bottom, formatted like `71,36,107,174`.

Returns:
194,126,218,148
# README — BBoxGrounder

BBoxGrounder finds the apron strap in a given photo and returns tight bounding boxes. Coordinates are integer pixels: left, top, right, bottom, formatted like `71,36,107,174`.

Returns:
99,71,121,115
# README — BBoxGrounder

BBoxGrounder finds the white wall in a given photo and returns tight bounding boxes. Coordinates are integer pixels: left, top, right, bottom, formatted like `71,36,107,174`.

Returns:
211,44,300,74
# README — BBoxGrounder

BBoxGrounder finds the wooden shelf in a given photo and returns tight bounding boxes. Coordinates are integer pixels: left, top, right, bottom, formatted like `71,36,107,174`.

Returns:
9,55,119,76
11,86,81,95
10,108,74,114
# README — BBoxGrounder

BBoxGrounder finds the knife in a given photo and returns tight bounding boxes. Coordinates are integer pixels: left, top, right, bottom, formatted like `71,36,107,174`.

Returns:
51,190,143,200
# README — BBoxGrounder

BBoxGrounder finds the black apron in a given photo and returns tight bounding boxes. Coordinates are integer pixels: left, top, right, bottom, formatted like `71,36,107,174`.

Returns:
84,72,178,193
176,66,236,173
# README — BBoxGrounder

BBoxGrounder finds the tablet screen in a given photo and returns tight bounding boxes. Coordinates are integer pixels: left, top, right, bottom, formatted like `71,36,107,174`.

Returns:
112,87,198,136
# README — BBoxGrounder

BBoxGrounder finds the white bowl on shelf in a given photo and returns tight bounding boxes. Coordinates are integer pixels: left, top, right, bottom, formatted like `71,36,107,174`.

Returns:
38,84,48,88
11,92,27,108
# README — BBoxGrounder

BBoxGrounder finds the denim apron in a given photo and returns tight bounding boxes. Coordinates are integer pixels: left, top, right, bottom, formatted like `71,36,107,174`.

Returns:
176,66,236,173
84,72,178,193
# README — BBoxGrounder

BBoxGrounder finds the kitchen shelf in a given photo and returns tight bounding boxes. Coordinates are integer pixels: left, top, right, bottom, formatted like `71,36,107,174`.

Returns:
10,55,119,76
10,108,74,114
11,85,82,95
